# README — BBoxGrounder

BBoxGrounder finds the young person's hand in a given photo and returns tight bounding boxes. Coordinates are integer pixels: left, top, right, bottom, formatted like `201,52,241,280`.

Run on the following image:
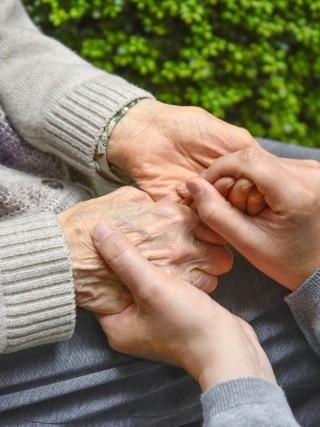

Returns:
93,223,276,392
57,186,233,314
179,175,268,216
185,147,320,291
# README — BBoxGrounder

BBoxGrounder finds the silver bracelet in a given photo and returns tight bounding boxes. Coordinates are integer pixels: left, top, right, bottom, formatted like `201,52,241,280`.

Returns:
94,98,143,183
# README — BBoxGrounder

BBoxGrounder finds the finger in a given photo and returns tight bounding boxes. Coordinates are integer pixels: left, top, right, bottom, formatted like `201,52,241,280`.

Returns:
195,243,234,276
177,169,208,200
227,178,254,213
214,176,236,198
177,183,193,200
186,177,258,249
187,269,218,293
193,220,228,245
246,187,268,216
177,176,236,200
179,198,193,207
204,147,296,209
93,223,164,298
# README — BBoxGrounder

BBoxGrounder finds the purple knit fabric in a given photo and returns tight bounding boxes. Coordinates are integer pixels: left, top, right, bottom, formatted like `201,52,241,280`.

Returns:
0,109,33,166
0,106,93,219
0,106,69,180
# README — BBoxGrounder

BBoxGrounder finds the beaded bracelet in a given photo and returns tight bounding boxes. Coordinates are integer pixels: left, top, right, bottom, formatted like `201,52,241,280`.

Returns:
94,98,143,183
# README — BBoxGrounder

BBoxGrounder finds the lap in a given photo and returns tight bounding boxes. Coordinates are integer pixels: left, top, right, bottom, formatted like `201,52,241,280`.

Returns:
1,140,320,426
2,254,320,426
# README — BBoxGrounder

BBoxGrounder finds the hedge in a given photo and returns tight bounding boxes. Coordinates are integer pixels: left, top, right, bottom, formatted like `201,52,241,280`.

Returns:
23,0,320,147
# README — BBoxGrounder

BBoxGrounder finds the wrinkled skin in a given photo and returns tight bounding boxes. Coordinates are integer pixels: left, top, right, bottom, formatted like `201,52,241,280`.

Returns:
107,99,260,202
57,186,233,314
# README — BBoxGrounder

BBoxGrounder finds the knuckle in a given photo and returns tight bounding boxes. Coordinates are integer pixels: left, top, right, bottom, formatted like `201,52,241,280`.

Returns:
221,249,234,272
188,269,209,288
236,179,253,195
157,203,188,224
242,321,257,339
237,127,255,144
299,187,320,212
241,146,262,166
107,335,122,353
189,106,206,116
117,185,150,202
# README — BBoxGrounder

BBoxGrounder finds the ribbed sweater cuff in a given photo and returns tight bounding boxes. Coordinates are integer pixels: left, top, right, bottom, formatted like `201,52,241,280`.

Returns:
285,268,320,356
0,213,75,353
201,378,292,424
44,72,154,187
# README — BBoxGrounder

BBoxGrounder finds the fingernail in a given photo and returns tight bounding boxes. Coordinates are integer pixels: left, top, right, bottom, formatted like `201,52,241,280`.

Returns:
186,179,203,196
177,184,190,194
93,223,114,243
199,170,207,178
251,193,265,203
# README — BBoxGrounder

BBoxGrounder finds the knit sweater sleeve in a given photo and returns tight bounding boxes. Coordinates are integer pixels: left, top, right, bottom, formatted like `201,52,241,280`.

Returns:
0,0,154,183
285,269,320,357
201,378,299,426
0,213,76,354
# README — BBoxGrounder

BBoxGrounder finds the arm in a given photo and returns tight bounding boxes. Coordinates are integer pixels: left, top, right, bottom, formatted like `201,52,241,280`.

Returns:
202,378,298,426
0,0,153,183
285,269,320,358
92,223,298,426
1,1,262,200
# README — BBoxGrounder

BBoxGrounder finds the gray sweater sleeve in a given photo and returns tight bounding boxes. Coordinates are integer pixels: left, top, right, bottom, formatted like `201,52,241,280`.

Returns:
0,0,154,183
201,378,299,426
285,268,320,357
0,213,75,354
201,268,320,425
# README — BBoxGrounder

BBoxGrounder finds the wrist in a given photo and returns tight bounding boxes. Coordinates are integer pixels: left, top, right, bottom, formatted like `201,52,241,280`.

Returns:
181,320,277,393
95,99,145,183
107,99,161,171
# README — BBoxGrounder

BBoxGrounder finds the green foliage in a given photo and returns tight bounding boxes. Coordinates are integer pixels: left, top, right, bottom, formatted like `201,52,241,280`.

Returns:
24,0,320,146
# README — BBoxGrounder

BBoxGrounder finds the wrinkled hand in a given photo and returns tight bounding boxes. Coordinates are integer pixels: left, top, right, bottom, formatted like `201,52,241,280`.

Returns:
107,99,260,201
93,223,276,392
186,148,320,291
57,186,233,314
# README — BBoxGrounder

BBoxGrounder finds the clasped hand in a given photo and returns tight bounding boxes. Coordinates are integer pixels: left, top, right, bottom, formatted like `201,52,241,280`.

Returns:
93,223,276,392
185,147,320,291
57,186,233,314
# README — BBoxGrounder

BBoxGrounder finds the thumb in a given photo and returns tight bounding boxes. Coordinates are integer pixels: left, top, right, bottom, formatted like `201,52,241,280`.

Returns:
93,223,161,299
186,177,256,248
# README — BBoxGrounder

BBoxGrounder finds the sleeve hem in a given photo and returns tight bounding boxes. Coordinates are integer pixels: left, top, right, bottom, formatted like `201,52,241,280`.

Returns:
201,377,291,419
44,73,154,185
285,268,320,356
0,213,76,353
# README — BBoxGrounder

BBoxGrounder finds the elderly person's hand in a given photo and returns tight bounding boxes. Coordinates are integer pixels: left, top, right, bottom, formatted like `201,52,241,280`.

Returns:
93,223,276,392
185,148,320,291
107,99,260,202
57,186,233,314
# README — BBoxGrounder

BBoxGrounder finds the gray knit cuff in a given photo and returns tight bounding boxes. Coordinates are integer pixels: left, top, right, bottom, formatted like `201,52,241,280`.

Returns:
44,72,154,188
0,213,75,353
285,268,320,357
201,378,295,426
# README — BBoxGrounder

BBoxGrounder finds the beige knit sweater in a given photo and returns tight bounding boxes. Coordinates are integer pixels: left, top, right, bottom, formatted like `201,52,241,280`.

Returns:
0,0,153,353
